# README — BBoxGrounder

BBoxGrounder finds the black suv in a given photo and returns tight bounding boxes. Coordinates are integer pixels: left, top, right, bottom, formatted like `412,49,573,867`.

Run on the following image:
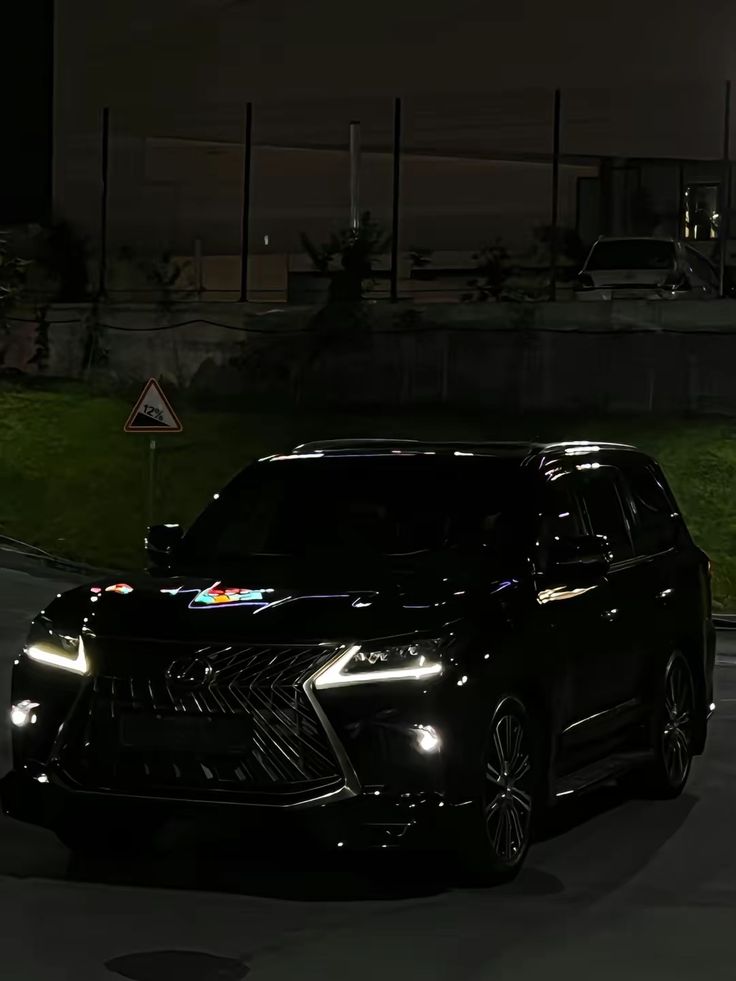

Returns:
2,440,715,882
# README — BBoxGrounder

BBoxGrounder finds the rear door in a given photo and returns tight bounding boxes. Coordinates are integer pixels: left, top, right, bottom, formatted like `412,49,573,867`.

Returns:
617,459,692,711
572,464,643,739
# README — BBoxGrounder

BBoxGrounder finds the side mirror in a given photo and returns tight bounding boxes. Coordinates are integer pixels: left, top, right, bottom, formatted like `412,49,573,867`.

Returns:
146,523,183,569
543,534,610,585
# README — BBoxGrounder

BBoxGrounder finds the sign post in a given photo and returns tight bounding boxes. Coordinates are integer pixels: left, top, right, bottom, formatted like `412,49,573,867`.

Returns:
124,379,183,528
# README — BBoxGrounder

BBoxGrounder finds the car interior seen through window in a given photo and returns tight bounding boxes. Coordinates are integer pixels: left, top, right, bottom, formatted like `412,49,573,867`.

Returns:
180,457,522,562
578,467,633,561
536,477,586,572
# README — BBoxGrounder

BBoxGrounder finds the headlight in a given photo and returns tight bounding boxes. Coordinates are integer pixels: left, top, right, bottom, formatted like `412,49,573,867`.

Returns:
25,623,88,675
314,640,443,689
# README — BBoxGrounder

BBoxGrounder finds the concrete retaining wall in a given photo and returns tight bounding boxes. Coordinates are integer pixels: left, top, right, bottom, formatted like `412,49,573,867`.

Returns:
4,300,736,413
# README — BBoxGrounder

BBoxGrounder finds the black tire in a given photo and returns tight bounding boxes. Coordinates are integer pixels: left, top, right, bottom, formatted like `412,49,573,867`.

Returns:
53,807,161,858
642,651,695,800
455,696,536,885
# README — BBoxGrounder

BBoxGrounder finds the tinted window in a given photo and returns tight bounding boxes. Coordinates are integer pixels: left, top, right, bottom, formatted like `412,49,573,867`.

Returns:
622,464,677,555
536,477,586,571
586,240,676,272
578,468,633,561
179,456,523,563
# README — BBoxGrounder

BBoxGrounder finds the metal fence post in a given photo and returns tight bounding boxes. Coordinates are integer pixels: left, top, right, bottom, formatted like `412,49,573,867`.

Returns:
350,121,361,230
239,102,254,303
549,89,562,301
98,106,110,300
720,80,732,298
390,97,403,303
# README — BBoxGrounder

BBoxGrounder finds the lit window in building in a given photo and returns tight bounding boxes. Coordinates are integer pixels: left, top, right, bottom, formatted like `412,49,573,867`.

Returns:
684,183,720,241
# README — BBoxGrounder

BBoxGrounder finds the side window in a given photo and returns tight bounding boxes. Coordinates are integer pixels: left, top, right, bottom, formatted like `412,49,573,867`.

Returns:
536,477,586,571
686,246,718,288
622,464,677,555
578,468,633,562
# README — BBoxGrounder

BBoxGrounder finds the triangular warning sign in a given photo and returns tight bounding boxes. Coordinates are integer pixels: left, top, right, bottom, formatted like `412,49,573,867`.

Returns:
124,378,183,433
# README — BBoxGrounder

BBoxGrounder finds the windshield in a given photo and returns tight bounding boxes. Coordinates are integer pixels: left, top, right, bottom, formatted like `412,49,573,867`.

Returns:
586,240,676,271
178,455,523,563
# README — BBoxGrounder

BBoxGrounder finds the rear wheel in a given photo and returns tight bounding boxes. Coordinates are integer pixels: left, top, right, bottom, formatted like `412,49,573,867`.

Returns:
455,697,536,884
642,651,695,799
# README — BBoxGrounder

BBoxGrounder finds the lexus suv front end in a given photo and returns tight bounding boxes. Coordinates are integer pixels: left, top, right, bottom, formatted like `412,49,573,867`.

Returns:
2,439,713,883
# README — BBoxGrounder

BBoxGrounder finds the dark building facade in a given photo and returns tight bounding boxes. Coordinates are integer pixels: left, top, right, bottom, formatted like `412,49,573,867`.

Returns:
2,1,54,225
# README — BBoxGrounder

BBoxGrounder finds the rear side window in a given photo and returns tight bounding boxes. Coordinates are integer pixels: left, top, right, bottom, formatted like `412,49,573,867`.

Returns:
621,463,678,555
577,467,633,562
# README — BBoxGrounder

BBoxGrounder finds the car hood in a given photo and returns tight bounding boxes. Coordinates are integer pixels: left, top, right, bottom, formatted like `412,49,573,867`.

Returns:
43,557,516,646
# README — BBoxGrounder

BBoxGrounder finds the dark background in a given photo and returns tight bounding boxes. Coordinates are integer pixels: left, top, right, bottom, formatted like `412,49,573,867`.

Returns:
1,1,54,224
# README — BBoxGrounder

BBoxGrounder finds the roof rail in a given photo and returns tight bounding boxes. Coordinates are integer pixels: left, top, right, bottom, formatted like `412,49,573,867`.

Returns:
292,438,543,455
541,440,637,451
293,438,422,452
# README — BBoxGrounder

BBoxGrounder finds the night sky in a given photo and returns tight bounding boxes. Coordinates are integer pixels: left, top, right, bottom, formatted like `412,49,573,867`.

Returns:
61,0,736,97
55,1,736,158
36,1,736,244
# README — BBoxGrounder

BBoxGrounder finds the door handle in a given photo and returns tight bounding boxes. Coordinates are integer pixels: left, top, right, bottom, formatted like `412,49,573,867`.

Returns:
602,608,618,622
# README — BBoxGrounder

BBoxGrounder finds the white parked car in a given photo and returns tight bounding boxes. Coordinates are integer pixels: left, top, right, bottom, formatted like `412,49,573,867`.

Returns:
574,237,721,300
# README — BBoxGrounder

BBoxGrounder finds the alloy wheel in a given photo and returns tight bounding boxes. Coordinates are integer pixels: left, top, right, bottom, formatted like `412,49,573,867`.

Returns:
662,654,694,788
483,707,533,865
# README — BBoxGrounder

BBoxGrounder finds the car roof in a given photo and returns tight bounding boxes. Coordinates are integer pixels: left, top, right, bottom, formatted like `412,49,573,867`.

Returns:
593,236,678,244
286,438,642,465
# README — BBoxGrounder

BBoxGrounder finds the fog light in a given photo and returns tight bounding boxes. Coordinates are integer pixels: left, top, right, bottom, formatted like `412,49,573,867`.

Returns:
11,701,39,728
414,725,441,753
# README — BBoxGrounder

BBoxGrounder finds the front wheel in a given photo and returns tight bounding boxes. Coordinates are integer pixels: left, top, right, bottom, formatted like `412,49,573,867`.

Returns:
642,651,695,799
455,696,536,885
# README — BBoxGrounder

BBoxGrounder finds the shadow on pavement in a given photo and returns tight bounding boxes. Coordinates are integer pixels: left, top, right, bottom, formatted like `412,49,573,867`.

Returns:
0,777,698,903
105,950,251,981
59,784,696,902
67,831,453,902
529,781,699,898
537,781,697,844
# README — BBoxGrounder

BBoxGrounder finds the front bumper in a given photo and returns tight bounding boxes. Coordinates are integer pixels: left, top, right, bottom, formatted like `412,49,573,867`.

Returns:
0,766,455,850
6,650,481,849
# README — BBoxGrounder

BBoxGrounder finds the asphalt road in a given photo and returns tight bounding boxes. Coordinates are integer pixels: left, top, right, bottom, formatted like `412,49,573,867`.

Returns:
2,560,736,980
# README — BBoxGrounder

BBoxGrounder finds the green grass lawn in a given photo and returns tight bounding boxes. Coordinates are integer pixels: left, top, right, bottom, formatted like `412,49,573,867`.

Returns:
2,384,736,608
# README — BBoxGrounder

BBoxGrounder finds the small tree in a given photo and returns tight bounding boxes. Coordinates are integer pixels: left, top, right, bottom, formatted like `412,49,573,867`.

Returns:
462,240,511,302
0,233,30,312
0,235,31,369
140,252,193,313
300,212,390,303
117,248,193,312
533,224,587,275
35,221,90,302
